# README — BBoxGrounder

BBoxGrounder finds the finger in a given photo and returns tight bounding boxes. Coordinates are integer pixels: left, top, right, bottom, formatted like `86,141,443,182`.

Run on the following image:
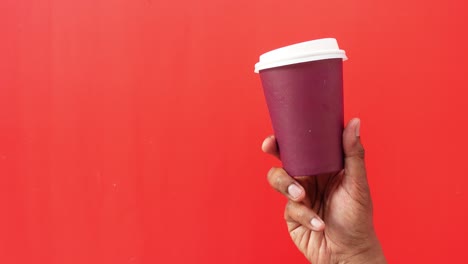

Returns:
285,200,325,232
261,135,280,159
267,167,305,201
342,118,371,196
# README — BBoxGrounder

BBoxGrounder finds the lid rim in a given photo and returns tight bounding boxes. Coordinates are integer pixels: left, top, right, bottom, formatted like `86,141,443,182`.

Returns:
254,38,347,73
254,52,347,73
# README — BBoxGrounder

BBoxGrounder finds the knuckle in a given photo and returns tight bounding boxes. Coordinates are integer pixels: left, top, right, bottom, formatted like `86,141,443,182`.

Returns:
296,210,304,219
266,167,276,181
346,145,365,159
357,146,365,159
285,201,296,214
268,168,286,186
275,174,283,187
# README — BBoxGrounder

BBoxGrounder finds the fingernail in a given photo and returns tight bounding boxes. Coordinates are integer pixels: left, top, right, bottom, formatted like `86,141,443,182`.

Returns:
355,118,361,137
287,184,302,199
310,217,324,230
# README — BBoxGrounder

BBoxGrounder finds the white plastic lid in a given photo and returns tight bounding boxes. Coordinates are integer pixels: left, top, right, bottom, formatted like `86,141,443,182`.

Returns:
254,38,347,73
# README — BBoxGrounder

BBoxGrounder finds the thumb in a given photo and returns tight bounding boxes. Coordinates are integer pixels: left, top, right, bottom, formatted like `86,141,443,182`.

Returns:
342,118,368,187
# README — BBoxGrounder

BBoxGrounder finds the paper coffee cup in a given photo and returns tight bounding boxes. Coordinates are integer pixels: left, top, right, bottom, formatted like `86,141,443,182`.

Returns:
255,38,347,176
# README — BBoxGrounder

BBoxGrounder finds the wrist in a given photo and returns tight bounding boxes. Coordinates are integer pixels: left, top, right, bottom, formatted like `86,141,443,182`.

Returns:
345,245,386,264
339,236,387,264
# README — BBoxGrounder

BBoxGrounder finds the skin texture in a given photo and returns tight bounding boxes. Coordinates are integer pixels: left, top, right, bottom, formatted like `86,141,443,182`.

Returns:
262,118,387,264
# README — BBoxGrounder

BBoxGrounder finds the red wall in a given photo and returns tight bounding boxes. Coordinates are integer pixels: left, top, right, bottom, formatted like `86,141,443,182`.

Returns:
1,0,467,263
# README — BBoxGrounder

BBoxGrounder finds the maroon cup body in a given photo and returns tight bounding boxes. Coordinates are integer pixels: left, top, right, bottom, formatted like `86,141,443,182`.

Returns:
260,58,344,176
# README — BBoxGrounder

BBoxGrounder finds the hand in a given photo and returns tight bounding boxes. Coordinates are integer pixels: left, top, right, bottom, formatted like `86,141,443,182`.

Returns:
262,118,386,264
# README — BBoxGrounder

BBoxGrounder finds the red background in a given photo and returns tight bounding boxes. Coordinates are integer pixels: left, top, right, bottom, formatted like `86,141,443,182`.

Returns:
1,0,467,263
